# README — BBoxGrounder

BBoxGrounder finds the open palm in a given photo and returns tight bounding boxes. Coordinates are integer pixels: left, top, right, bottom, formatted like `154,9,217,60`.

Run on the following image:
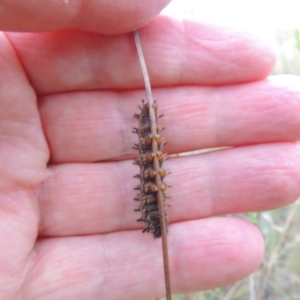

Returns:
1,2,300,300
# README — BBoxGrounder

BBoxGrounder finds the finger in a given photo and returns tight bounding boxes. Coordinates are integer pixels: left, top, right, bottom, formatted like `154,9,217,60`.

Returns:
39,75,300,163
6,17,275,95
23,218,263,299
0,0,169,34
0,33,48,298
39,143,300,236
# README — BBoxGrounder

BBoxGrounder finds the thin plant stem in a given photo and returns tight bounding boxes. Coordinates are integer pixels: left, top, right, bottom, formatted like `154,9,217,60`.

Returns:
258,201,300,299
248,274,256,300
133,30,172,300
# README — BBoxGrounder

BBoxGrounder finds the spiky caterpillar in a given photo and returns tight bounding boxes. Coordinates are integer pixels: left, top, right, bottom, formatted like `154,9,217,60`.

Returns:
133,100,169,238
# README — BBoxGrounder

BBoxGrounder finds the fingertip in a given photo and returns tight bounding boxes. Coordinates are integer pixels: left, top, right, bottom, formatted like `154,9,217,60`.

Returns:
180,19,277,84
74,0,172,35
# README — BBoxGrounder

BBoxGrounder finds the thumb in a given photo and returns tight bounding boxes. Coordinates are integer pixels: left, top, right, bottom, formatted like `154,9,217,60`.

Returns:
0,0,170,34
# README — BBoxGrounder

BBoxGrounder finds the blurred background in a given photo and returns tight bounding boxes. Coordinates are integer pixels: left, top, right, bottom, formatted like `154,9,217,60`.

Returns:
158,1,300,299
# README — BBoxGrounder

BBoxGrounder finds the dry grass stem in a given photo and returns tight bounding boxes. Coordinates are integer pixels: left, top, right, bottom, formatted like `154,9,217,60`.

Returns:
133,30,172,300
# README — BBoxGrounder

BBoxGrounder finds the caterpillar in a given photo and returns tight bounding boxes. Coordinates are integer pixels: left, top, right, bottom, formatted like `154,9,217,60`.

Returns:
133,100,169,238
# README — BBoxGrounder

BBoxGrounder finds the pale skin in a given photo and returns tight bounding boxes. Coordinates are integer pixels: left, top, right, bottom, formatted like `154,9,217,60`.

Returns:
1,0,300,299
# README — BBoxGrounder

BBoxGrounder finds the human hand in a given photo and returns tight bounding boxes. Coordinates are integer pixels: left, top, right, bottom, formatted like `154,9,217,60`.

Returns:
2,1,300,299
